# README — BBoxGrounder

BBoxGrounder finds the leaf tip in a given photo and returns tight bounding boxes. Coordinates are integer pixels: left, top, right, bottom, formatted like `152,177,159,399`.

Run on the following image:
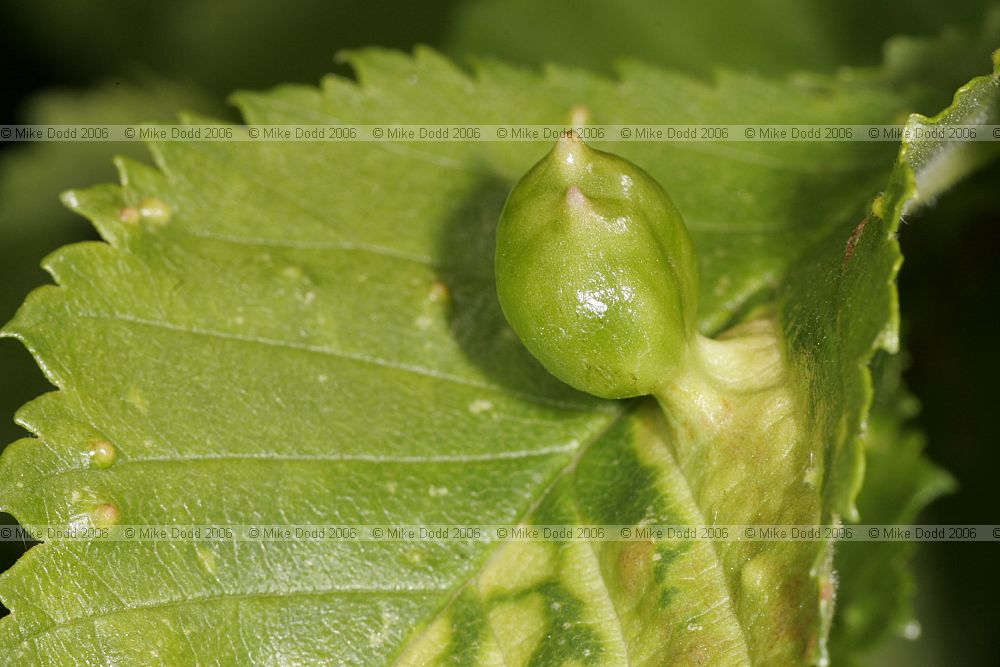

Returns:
58,189,83,212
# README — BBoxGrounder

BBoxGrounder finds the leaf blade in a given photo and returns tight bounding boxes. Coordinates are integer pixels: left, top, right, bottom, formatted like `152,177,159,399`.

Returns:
1,50,996,664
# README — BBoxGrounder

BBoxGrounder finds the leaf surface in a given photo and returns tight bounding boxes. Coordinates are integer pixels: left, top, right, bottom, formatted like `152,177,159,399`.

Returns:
0,50,997,664
829,353,954,666
446,0,997,82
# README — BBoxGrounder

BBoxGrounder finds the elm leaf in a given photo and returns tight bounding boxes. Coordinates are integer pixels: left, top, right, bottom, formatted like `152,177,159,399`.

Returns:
0,50,996,664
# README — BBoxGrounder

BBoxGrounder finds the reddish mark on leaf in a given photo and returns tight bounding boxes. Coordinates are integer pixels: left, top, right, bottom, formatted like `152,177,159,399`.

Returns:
820,576,835,603
617,540,654,596
428,280,450,304
118,207,140,224
843,218,868,268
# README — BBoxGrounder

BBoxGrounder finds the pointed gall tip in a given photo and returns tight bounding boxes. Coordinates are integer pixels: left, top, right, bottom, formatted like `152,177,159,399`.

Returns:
559,127,582,145
569,105,591,127
554,129,586,172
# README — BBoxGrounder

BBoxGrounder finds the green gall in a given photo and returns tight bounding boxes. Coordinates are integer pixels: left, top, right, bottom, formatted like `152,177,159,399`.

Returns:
86,439,117,468
495,132,699,399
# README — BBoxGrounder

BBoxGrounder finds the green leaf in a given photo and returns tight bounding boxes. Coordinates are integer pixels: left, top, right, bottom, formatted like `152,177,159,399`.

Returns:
829,353,954,666
0,78,217,469
0,49,996,664
827,8,1000,116
779,55,1000,526
822,60,1000,659
446,0,997,80
0,79,218,242
0,78,224,584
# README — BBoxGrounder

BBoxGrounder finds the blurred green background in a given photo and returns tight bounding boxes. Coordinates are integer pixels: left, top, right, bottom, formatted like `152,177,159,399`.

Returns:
1,2,997,664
